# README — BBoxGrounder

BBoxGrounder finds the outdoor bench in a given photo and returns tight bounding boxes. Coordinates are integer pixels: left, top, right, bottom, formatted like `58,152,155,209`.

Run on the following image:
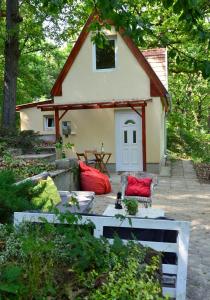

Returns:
14,211,190,300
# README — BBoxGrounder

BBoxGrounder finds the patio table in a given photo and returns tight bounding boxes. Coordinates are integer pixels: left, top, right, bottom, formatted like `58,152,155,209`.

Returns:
103,204,165,218
94,152,112,176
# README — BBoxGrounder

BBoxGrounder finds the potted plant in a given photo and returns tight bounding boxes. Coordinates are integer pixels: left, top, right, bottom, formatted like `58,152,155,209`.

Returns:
55,140,63,159
123,198,138,215
55,139,74,159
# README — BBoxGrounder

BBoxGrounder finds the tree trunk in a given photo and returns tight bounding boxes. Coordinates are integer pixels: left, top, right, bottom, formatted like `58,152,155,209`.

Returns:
2,0,21,130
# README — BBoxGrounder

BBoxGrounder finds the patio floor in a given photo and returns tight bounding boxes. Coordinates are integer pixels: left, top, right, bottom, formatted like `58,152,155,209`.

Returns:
92,159,210,300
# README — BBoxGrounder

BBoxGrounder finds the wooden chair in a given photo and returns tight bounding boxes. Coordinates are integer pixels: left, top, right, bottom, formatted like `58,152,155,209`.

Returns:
121,172,158,208
76,152,87,162
84,150,99,168
76,151,99,169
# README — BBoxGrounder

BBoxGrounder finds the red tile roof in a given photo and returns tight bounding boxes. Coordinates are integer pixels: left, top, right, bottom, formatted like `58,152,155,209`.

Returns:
142,48,168,89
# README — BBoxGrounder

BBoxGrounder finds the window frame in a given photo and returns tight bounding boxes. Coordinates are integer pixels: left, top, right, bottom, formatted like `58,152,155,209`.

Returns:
44,115,55,131
92,36,117,72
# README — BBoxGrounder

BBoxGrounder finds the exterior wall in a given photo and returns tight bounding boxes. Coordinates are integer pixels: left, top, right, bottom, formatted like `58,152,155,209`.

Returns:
54,30,150,104
18,97,165,165
61,109,116,163
61,98,165,165
146,97,165,163
19,108,55,136
160,104,166,160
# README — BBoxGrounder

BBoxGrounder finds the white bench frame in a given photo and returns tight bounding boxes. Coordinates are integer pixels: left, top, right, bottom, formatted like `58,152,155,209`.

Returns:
14,212,190,300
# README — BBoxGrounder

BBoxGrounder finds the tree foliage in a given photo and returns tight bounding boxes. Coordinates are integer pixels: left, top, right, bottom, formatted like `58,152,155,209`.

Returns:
92,0,210,78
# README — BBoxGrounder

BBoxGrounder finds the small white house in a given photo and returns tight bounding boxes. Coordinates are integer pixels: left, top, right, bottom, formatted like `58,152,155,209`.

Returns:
16,14,170,173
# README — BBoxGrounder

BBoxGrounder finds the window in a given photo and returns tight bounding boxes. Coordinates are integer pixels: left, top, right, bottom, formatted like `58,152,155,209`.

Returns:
133,130,137,143
94,38,116,70
44,115,54,130
124,120,136,125
124,130,128,143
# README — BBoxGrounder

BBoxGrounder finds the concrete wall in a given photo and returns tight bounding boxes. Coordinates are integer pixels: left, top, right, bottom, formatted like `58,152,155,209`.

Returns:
19,108,55,136
17,159,80,192
53,158,80,191
50,169,79,191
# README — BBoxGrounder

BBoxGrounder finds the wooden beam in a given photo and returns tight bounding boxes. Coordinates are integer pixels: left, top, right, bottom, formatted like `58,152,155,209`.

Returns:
142,106,146,171
54,109,60,140
59,109,68,121
129,104,142,117
16,99,53,111
37,100,149,111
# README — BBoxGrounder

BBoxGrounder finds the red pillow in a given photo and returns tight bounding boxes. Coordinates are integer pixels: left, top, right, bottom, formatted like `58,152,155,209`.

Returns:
127,176,152,187
125,176,152,197
125,184,151,197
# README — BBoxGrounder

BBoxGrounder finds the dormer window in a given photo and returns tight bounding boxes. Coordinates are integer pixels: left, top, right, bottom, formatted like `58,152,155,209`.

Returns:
93,37,116,71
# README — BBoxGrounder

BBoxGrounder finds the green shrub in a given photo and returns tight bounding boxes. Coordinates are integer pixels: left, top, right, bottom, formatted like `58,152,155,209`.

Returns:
0,170,45,223
123,198,139,215
167,123,210,163
15,130,41,153
0,142,7,156
0,130,40,153
0,151,55,181
0,214,165,300
88,255,162,300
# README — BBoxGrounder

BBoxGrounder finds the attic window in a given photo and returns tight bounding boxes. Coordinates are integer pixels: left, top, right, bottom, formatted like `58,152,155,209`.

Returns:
94,38,116,70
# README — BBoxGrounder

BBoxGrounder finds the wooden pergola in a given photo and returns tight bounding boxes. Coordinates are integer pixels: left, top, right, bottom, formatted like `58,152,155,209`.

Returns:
37,99,150,171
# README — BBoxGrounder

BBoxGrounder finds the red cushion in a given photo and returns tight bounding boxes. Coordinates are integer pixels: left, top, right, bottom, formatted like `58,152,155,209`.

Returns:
125,184,151,197
127,176,152,187
125,176,152,197
104,175,112,194
79,161,111,195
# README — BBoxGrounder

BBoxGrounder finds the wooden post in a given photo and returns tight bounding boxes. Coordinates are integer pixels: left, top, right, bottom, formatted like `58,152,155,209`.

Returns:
142,105,146,171
54,109,60,140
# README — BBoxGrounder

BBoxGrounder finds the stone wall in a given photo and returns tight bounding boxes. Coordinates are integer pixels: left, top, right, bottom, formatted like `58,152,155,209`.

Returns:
194,163,210,182
17,158,80,192
50,158,80,191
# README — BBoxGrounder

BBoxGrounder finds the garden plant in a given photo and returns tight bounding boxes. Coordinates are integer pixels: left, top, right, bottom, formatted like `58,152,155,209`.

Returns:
0,212,166,300
123,198,139,215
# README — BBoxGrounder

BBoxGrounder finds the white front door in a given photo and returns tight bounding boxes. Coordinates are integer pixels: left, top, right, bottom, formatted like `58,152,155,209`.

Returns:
115,111,143,171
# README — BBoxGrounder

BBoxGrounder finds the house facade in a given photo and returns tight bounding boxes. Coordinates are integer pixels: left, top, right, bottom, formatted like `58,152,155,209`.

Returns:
16,14,170,173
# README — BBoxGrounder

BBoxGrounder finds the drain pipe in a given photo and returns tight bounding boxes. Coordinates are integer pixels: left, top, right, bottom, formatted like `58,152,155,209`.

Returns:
164,93,172,164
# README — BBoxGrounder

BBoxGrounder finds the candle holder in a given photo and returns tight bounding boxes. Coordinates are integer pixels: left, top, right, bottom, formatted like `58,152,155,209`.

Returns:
115,192,123,209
